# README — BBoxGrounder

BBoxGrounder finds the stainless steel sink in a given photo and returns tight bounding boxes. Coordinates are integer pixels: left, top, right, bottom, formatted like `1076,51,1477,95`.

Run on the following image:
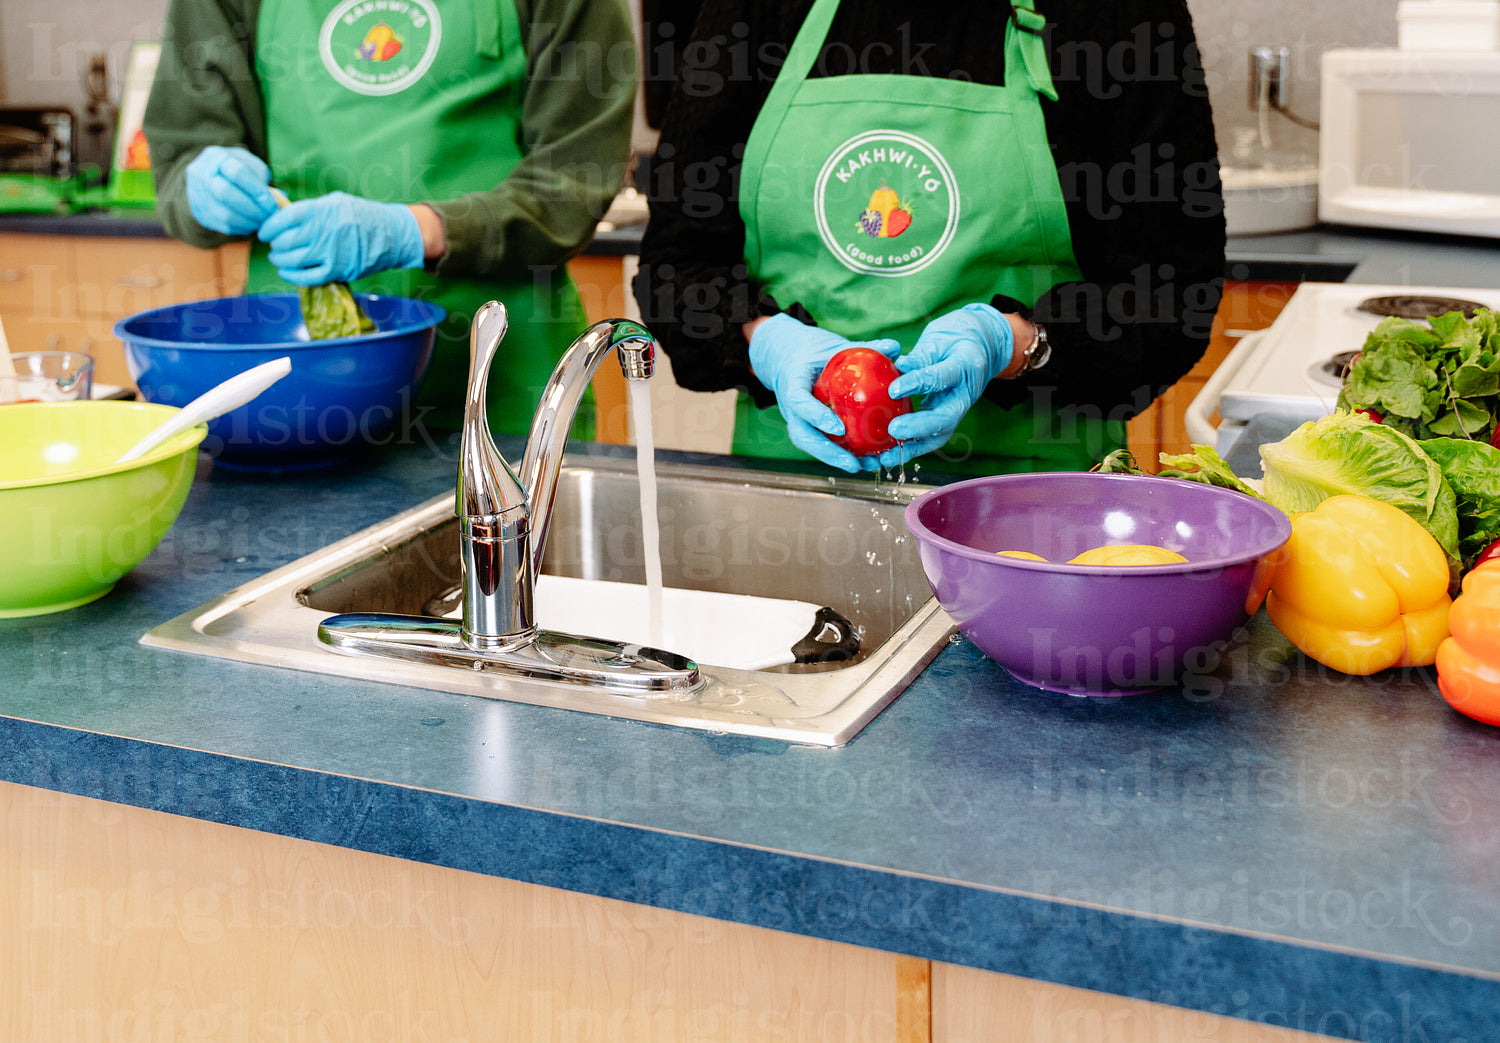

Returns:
142,455,954,745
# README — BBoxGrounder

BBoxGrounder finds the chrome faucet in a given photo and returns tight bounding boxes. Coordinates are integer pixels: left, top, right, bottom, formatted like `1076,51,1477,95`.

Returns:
317,302,701,695
458,301,656,647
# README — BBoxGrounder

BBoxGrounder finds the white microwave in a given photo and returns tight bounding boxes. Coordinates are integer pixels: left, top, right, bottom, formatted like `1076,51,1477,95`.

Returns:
1320,48,1500,237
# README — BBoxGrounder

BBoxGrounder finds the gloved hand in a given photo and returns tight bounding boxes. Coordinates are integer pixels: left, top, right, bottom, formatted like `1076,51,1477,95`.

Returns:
258,190,424,286
881,303,1015,468
184,145,278,236
749,312,902,473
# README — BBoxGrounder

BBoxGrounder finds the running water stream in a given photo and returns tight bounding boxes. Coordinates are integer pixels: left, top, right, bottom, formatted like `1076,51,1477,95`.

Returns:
629,381,664,647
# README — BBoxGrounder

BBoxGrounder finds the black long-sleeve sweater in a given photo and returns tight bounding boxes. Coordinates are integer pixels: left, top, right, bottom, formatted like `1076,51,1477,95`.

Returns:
633,0,1226,420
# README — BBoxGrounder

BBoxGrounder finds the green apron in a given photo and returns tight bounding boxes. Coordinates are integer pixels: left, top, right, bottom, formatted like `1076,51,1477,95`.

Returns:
735,0,1121,473
253,0,589,436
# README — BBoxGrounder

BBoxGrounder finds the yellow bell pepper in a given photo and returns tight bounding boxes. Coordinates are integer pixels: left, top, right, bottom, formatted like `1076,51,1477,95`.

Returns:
1265,494,1452,675
1435,562,1500,726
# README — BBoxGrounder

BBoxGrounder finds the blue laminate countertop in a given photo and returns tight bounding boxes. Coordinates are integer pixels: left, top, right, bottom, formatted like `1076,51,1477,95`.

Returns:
2,435,1498,1043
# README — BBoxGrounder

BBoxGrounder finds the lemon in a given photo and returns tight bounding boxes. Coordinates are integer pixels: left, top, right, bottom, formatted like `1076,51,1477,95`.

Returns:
1067,544,1188,566
997,550,1048,561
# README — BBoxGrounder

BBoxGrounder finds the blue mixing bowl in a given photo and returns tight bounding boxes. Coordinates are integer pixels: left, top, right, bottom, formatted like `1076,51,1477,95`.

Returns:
116,293,444,471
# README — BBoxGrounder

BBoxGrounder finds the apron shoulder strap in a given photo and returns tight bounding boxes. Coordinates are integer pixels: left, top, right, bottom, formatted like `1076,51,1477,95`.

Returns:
760,0,843,116
1008,2,1058,101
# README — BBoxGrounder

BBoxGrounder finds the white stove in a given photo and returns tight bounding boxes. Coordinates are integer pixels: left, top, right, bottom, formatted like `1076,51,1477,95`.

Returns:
1186,282,1500,455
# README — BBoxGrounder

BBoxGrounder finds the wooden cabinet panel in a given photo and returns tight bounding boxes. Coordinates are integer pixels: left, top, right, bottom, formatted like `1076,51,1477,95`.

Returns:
0,315,130,387
2,780,909,1043
933,962,1327,1043
73,236,228,319
570,254,632,444
1127,280,1300,469
0,233,77,323
0,233,247,393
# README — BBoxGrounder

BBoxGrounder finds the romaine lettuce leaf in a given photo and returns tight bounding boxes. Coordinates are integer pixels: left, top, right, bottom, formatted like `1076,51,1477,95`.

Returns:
1156,445,1266,499
1259,411,1460,576
299,283,375,340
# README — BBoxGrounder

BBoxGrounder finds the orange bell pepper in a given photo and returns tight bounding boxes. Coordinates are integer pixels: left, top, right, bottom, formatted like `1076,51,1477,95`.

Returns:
1436,562,1500,726
1265,495,1452,675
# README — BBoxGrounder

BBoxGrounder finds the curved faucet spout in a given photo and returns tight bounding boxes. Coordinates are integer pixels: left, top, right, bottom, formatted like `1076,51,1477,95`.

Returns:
519,318,657,573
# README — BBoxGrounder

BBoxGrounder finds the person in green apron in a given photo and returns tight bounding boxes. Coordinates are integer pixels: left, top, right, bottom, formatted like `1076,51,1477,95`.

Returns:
634,0,1226,476
144,0,637,436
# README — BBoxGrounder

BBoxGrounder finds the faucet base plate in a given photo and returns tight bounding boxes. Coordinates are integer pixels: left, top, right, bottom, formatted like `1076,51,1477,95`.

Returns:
318,613,702,694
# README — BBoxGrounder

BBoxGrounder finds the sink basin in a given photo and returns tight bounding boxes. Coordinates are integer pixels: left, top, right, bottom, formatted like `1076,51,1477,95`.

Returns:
142,455,954,745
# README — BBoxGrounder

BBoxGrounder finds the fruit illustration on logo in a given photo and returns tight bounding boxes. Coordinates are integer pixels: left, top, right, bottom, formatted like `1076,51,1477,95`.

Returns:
357,23,403,62
855,181,913,238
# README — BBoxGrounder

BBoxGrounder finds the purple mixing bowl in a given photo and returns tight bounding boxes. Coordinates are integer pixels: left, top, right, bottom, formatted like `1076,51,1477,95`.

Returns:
904,473,1292,696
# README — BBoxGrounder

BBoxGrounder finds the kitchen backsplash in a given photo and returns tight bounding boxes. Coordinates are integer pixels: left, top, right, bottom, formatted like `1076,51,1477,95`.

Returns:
1,0,1400,176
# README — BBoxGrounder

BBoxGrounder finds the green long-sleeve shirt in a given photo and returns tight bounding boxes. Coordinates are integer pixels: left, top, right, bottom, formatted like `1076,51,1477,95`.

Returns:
144,0,636,278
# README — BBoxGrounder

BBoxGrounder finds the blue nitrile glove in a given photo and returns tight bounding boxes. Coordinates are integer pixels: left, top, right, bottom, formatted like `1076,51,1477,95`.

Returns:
881,303,1015,468
749,312,903,474
258,190,424,286
184,145,278,236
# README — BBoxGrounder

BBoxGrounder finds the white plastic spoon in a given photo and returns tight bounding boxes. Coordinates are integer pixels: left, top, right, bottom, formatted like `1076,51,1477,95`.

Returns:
117,356,293,463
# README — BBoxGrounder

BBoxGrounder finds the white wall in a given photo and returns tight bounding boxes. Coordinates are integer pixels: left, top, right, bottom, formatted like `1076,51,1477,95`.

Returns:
1192,0,1400,161
3,0,1404,165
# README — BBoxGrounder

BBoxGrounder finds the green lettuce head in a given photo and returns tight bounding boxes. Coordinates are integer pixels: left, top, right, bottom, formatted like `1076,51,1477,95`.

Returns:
1259,411,1460,575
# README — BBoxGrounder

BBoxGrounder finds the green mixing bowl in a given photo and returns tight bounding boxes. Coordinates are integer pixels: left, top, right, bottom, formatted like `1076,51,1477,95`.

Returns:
0,401,207,617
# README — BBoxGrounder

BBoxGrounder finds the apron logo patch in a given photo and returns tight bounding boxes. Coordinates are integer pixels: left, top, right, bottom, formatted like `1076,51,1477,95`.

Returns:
814,130,959,277
320,0,442,97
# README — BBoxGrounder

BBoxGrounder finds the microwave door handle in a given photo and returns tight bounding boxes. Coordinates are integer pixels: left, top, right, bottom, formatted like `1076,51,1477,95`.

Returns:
1183,330,1267,448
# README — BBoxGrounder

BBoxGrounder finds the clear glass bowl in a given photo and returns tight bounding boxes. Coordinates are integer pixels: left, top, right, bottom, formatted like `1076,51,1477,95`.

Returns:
11,350,96,402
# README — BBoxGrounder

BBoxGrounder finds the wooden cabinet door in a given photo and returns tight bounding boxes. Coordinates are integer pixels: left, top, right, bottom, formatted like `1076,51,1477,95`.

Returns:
1126,280,1299,469
73,236,229,319
0,232,248,393
933,962,1326,1043
0,233,77,324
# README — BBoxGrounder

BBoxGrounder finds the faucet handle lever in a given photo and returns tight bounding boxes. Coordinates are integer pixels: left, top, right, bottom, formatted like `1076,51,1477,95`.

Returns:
458,301,527,525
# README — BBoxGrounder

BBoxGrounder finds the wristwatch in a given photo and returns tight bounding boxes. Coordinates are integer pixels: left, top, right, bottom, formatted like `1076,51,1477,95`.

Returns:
1011,321,1050,376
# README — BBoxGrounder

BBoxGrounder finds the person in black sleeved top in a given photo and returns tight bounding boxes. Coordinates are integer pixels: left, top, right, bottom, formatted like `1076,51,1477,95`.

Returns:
633,0,1226,475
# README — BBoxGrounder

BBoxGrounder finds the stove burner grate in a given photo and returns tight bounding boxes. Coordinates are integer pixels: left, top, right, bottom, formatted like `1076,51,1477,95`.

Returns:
1356,295,1488,320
